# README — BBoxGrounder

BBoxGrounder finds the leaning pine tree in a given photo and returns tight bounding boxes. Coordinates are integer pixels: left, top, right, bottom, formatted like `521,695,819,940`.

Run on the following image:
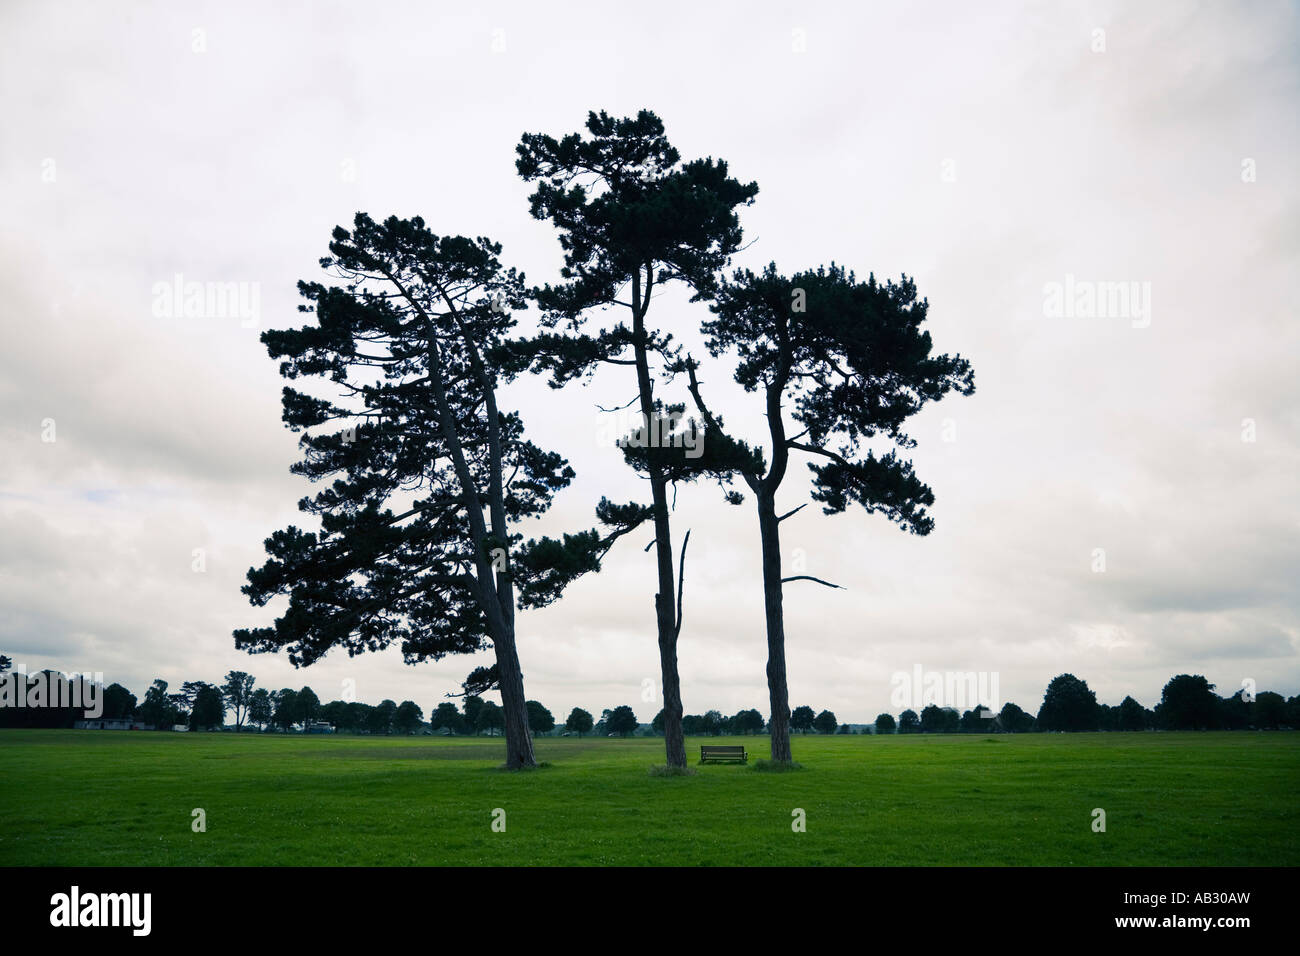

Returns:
507,110,759,768
683,264,975,763
235,213,639,769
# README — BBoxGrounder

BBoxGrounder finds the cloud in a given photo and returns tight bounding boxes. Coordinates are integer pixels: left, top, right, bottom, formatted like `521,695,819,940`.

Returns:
1,0,1296,722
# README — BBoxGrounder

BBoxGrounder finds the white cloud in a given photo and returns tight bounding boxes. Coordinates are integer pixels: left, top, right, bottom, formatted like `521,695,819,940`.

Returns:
1,0,1296,722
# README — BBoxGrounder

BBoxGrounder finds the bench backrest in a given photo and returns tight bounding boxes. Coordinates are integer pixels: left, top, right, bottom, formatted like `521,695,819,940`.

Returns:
701,745,746,755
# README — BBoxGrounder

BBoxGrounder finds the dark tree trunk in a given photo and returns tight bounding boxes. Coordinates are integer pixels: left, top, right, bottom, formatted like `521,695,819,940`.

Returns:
757,489,792,763
632,266,687,769
493,626,536,769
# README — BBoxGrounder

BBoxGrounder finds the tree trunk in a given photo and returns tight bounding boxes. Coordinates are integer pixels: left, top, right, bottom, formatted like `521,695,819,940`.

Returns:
758,489,793,763
493,626,536,769
631,267,687,769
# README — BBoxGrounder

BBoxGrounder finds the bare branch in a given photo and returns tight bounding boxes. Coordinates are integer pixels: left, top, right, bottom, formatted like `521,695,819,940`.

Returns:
781,574,844,590
673,529,691,639
777,503,808,523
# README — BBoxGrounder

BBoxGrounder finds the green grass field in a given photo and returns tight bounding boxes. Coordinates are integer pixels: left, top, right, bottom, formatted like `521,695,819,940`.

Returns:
2,729,1296,866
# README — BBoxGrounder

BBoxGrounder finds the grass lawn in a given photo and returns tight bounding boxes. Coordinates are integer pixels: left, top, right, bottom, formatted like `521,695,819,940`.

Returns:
1,729,1296,866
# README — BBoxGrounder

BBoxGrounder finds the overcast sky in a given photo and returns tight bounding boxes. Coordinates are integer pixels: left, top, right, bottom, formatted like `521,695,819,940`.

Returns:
1,0,1297,724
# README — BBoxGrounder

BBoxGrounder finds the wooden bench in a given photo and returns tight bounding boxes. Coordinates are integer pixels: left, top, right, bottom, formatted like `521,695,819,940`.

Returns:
700,744,748,764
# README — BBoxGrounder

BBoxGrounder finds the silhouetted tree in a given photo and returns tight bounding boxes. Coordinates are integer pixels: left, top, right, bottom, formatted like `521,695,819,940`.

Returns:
898,708,921,733
235,214,626,769
321,699,348,731
1115,695,1148,731
526,700,555,735
1253,691,1287,729
565,707,593,737
430,702,465,735
507,110,759,768
189,684,225,731
605,705,639,737
875,713,896,734
920,704,960,733
462,695,485,734
997,701,1035,733
273,688,299,731
393,700,423,734
295,686,321,727
813,709,839,735
1158,674,1220,730
731,708,764,734
138,679,176,729
221,671,256,731
369,699,397,735
1037,674,1100,731
247,688,272,730
685,264,974,762
476,700,505,736
790,705,816,734
102,683,137,720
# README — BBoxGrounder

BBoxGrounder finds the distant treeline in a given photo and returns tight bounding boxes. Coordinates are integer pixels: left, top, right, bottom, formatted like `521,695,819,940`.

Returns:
1,657,1294,735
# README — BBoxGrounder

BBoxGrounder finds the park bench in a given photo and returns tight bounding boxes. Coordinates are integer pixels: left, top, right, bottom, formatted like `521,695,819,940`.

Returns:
699,744,748,764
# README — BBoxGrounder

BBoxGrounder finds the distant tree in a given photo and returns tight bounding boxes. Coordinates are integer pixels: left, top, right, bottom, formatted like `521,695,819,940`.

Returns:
138,679,173,729
171,681,199,707
1219,690,1251,730
997,701,1034,733
190,684,225,731
462,695,485,735
1115,696,1148,731
898,709,920,733
565,707,593,737
1254,691,1287,730
431,702,465,735
606,705,639,737
732,709,764,735
476,700,505,736
321,699,348,731
248,688,273,730
526,700,555,735
295,686,321,727
698,709,723,736
369,699,397,735
875,713,896,734
0,655,10,674
1037,674,1100,732
813,709,838,735
392,700,423,735
221,671,256,731
273,688,299,731
651,709,665,735
681,714,705,735
102,683,137,720
790,706,816,734
1097,703,1117,732
345,702,371,733
920,704,960,733
1158,674,1220,730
